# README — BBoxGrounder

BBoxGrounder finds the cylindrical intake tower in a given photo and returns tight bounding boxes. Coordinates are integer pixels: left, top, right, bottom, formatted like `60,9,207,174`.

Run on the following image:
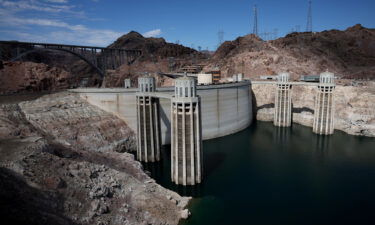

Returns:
171,76,202,185
313,72,335,135
274,72,292,127
136,76,161,162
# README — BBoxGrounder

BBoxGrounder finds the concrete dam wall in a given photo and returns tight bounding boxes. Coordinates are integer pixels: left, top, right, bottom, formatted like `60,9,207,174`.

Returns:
71,82,253,145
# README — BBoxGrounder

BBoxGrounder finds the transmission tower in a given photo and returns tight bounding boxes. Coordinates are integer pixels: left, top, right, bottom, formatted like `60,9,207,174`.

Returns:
252,4,258,36
217,29,224,48
306,0,312,32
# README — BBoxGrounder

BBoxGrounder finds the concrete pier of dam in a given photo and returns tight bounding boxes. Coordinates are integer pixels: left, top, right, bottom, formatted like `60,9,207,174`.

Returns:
171,76,202,185
274,73,292,127
136,76,161,162
71,81,253,145
313,72,336,135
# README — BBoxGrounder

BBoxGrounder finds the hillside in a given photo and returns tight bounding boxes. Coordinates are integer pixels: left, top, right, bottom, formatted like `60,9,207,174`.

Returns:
108,31,199,60
205,24,375,80
103,31,207,87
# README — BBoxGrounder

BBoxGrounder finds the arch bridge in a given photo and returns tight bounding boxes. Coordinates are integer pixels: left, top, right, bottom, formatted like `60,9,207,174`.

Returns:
0,41,142,79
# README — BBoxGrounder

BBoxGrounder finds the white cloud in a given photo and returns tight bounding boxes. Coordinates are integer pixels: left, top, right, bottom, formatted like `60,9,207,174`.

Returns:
0,0,73,13
44,0,68,3
0,17,125,46
48,29,123,46
143,29,162,37
0,0,124,46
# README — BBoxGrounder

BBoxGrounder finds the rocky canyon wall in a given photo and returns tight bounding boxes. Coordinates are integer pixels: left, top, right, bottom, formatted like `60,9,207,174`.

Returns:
251,83,375,137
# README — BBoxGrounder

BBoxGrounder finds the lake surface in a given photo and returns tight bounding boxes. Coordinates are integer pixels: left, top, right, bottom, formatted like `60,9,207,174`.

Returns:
145,121,375,225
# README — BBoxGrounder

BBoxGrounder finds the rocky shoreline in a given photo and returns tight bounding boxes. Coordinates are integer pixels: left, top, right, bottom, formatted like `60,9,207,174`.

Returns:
0,92,190,225
251,82,375,137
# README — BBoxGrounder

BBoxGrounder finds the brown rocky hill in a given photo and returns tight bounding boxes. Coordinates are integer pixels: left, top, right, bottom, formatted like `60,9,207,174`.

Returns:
205,24,375,80
109,31,200,60
103,31,207,87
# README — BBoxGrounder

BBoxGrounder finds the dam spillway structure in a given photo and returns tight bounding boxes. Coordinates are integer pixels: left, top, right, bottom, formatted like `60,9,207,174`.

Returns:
313,72,335,135
274,72,292,127
171,75,202,186
136,76,161,162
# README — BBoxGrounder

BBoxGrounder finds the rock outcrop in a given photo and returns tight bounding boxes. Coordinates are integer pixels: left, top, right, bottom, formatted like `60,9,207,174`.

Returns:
251,82,375,137
0,61,75,94
0,92,191,225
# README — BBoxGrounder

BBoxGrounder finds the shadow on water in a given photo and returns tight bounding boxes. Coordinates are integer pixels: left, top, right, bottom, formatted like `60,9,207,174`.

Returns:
204,152,226,179
144,121,375,225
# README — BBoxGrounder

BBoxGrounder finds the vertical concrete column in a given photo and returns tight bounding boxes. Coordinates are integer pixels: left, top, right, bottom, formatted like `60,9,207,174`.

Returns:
171,75,202,185
274,72,292,127
124,78,131,88
313,72,335,135
136,76,161,162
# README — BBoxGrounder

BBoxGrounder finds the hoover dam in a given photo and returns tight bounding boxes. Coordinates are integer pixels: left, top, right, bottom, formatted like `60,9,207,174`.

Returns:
71,81,253,144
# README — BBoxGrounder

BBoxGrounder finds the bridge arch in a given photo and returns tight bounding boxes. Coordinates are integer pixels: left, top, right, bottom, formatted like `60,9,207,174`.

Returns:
10,47,105,78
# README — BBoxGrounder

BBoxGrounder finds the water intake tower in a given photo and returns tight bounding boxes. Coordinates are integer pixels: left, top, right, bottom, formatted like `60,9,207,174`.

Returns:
136,76,161,162
171,75,203,186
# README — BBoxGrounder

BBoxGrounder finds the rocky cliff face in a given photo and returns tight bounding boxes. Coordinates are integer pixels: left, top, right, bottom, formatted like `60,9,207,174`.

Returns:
0,92,190,225
206,24,375,80
0,61,75,94
251,82,375,137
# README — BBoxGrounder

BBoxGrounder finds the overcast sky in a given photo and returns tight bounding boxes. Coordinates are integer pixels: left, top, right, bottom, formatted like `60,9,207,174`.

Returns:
0,0,374,50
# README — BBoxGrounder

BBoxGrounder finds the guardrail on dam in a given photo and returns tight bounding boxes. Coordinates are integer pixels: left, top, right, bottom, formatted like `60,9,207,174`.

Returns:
70,81,253,145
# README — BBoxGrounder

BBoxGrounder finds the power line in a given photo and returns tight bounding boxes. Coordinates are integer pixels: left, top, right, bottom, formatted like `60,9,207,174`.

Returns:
252,4,258,36
217,29,224,48
306,0,312,32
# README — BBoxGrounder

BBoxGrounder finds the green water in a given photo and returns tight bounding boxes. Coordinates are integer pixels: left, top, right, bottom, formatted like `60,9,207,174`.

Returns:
144,121,375,225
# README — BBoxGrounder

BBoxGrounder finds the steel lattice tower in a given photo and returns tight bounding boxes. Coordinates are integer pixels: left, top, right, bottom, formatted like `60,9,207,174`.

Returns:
306,0,312,32
253,5,258,36
217,30,224,48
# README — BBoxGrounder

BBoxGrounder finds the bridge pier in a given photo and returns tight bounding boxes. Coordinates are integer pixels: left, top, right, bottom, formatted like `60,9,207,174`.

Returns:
313,72,335,135
171,75,202,186
274,73,292,127
136,76,161,162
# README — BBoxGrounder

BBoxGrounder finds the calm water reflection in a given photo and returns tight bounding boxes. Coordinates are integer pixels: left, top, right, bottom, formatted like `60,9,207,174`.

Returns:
145,121,375,225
